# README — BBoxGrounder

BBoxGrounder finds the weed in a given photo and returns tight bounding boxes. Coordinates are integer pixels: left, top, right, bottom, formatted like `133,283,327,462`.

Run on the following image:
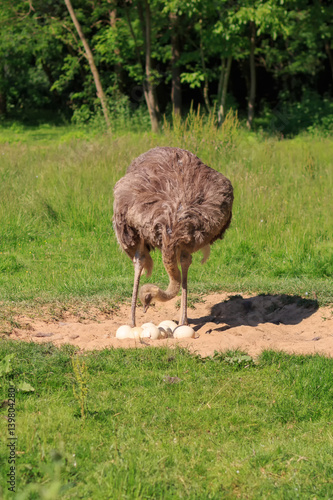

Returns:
212,350,256,369
71,355,89,419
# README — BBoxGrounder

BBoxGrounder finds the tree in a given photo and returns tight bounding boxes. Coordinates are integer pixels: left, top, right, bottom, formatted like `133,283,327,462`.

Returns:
63,0,111,129
217,56,232,126
170,11,182,115
0,0,331,130
142,0,160,132
247,20,256,130
176,0,238,121
0,0,36,117
232,0,287,129
122,0,161,132
211,0,242,125
176,1,215,112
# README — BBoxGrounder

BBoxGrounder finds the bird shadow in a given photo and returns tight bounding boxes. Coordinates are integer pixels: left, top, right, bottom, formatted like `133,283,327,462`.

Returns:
189,293,319,332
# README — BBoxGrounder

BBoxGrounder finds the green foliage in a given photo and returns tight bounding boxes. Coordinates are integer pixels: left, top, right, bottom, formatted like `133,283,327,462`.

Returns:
163,106,240,158
15,381,35,392
213,351,255,369
0,353,35,393
258,90,333,135
0,354,14,377
0,340,333,498
71,355,89,419
0,0,332,131
71,89,151,132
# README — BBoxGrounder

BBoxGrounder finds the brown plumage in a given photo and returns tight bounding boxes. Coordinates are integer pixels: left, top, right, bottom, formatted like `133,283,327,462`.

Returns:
113,146,233,327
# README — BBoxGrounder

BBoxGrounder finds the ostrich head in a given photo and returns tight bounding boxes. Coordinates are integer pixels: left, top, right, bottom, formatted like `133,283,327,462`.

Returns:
139,284,161,313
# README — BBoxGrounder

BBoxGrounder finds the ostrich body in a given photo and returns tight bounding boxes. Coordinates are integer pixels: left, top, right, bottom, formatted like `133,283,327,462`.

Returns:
113,147,233,327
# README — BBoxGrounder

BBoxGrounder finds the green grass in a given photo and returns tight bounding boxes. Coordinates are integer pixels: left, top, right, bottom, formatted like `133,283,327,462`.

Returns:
0,120,101,144
0,112,332,316
0,117,332,498
0,340,333,499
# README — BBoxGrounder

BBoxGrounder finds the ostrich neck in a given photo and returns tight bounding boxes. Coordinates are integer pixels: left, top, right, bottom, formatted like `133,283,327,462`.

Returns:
153,278,180,302
140,250,181,303
158,250,181,301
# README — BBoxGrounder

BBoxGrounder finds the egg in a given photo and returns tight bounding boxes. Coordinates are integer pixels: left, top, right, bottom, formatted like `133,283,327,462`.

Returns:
115,324,132,339
158,320,178,333
140,324,160,340
173,325,195,339
141,322,156,329
130,326,143,339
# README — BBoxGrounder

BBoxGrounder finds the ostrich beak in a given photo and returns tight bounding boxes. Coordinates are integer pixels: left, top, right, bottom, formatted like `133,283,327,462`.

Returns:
143,304,149,314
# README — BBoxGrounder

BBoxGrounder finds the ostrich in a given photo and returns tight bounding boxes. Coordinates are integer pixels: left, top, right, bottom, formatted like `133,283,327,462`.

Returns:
113,147,233,327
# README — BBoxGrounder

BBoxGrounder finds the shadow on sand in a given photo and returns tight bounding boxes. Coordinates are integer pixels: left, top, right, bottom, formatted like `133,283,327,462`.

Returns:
190,294,318,332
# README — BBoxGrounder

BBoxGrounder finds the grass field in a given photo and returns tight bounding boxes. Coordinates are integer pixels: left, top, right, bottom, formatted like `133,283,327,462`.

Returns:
0,113,332,318
0,116,332,498
1,340,333,499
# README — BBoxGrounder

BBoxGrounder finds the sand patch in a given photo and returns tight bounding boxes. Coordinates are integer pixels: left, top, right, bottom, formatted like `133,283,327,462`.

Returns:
7,293,333,358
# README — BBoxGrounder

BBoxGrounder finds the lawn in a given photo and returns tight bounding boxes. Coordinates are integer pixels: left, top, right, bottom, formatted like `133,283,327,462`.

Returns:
0,114,332,316
0,116,332,498
0,340,333,499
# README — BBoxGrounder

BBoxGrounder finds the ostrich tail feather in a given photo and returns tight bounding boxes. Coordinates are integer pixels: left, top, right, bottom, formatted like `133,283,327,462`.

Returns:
200,245,211,264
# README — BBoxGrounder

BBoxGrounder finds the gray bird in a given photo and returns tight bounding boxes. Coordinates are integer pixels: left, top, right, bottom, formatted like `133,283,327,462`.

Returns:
113,147,233,327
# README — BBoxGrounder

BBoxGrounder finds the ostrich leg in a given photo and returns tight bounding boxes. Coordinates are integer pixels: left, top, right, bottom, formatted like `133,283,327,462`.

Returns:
179,252,192,325
131,252,144,327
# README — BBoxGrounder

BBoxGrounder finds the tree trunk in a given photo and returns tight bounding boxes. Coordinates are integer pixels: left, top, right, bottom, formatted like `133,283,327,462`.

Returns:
109,7,124,92
64,0,111,130
143,0,160,133
0,65,6,116
0,91,6,116
247,21,256,130
124,3,142,68
217,56,232,127
325,40,333,87
199,19,210,112
170,12,181,116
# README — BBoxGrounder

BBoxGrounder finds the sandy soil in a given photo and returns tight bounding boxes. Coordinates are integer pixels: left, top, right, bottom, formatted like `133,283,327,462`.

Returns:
8,292,333,358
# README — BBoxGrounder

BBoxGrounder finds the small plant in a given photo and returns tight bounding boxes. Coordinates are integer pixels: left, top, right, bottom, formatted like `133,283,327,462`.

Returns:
223,354,254,368
0,354,14,377
0,353,35,391
213,350,255,369
71,355,89,418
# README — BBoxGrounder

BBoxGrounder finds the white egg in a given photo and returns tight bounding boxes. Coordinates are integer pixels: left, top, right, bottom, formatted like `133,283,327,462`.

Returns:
158,320,178,333
140,324,160,340
115,324,132,339
130,327,143,339
173,325,195,339
141,322,156,329
140,329,152,338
